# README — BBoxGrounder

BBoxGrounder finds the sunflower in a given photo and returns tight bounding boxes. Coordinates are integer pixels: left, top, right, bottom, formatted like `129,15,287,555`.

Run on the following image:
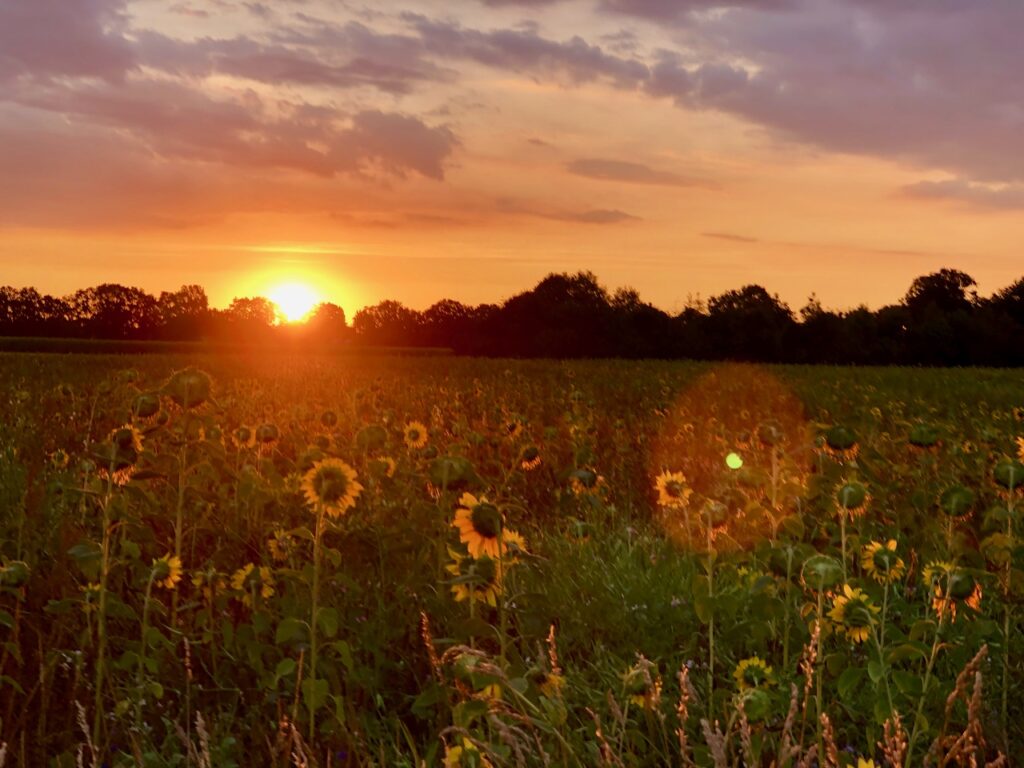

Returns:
923,561,983,621
231,563,276,605
367,456,397,478
857,759,878,768
152,554,183,590
231,425,256,449
302,458,363,517
444,738,493,768
453,493,507,559
834,481,870,518
267,529,294,562
403,421,429,449
520,446,542,471
860,540,906,584
504,419,524,440
445,549,503,607
733,656,773,690
191,569,226,604
654,470,692,509
828,584,880,643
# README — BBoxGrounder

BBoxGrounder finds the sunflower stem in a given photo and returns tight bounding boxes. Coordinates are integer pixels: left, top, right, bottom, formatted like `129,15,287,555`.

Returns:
135,568,156,734
309,502,323,745
904,612,945,768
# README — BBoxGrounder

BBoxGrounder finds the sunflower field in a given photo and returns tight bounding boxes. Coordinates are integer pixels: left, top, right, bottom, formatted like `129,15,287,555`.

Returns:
0,353,1021,767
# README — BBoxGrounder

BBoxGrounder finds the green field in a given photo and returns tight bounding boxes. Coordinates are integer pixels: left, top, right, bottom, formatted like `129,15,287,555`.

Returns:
0,353,1021,766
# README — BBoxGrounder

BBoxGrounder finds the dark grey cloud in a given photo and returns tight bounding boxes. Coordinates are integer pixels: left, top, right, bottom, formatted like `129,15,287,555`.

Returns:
406,14,649,88
567,158,708,187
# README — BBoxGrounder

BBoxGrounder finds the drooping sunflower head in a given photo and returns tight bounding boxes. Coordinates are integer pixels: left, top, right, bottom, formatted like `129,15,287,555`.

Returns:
520,445,542,471
801,555,844,592
404,421,429,449
923,561,982,621
733,656,773,690
654,470,692,509
162,368,212,410
939,485,975,519
824,425,859,460
835,480,870,518
232,425,256,448
860,540,906,584
828,584,879,643
302,458,363,517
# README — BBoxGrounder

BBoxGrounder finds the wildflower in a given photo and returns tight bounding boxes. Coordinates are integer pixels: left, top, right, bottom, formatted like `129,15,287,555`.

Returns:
923,561,982,621
445,549,502,607
623,662,662,710
403,421,429,449
860,540,906,584
152,554,183,590
828,585,879,643
733,656,773,690
857,759,878,768
453,493,518,559
654,470,692,509
1017,436,1024,462
302,459,363,517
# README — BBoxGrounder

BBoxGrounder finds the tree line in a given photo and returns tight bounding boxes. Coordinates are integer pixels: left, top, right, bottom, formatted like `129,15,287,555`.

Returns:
2,269,1024,365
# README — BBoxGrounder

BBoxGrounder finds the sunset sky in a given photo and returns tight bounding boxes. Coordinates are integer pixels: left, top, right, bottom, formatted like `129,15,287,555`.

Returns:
3,0,1024,314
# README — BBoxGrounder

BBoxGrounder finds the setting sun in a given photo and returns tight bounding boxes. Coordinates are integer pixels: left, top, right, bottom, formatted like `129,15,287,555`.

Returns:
268,282,319,322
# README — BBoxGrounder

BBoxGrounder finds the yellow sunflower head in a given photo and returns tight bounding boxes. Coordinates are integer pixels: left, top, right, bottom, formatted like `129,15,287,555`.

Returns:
857,759,879,768
404,421,429,449
302,458,363,517
623,662,662,710
453,493,505,559
152,554,182,590
733,656,773,690
654,470,692,509
860,540,906,585
828,584,879,643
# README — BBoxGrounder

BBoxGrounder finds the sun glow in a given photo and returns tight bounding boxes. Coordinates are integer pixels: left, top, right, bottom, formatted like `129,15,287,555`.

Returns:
268,282,319,322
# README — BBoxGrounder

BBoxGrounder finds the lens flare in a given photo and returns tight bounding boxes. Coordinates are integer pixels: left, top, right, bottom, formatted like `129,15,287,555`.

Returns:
268,282,318,322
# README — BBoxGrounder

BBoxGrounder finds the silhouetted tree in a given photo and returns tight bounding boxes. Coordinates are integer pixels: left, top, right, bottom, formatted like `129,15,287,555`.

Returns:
706,285,795,362
306,302,348,342
69,284,160,339
158,284,210,340
352,300,421,346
